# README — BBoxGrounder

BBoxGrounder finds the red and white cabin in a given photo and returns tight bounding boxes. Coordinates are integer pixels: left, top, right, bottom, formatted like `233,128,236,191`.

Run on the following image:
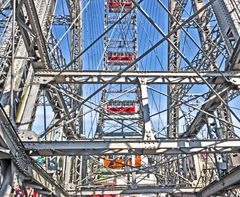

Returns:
106,100,136,114
106,106,135,113
107,52,133,65
107,0,132,12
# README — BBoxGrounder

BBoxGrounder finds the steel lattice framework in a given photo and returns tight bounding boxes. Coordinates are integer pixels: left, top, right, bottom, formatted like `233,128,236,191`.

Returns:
0,0,240,196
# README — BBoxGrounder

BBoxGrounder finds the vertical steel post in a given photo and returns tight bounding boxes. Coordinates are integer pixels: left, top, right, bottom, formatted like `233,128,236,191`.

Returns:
10,0,16,120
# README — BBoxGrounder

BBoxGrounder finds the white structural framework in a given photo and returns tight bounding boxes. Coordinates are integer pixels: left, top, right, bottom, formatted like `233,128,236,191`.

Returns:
0,0,240,196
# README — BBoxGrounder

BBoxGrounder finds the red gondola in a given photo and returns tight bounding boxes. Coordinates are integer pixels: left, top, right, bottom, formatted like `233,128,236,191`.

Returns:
107,52,133,64
107,1,132,8
106,106,135,113
106,100,136,113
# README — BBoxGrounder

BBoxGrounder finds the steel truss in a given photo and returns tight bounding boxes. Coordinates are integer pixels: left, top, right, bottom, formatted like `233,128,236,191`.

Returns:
33,70,240,85
23,139,240,156
0,0,240,196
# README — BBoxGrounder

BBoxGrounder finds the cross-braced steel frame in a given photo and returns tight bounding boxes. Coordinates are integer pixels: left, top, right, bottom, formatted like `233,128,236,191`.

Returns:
0,0,240,196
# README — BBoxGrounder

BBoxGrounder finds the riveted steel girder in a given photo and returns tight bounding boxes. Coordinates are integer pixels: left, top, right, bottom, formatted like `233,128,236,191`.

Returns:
23,139,240,156
33,70,240,85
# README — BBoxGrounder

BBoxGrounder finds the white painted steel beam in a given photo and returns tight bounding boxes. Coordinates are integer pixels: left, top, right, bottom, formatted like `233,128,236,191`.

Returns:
23,139,240,156
74,186,199,196
139,78,155,140
33,70,240,84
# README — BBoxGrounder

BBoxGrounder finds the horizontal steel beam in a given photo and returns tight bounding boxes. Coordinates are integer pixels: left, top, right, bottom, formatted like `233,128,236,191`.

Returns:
72,186,199,196
199,165,240,197
33,70,240,84
23,139,240,156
